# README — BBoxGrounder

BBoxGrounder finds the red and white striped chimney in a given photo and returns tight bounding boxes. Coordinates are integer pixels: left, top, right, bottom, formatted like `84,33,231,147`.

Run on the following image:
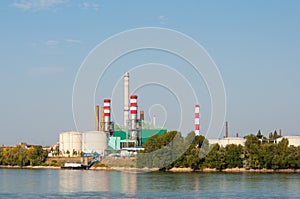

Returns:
195,104,200,136
103,99,111,132
130,95,138,139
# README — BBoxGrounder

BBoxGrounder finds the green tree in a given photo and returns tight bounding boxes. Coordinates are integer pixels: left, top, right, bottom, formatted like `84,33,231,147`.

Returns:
224,144,243,168
256,130,263,139
27,146,47,166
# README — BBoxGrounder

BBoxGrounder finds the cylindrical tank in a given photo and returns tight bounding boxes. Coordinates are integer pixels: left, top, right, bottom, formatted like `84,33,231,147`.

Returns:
82,131,108,155
103,99,111,132
195,104,200,136
59,132,82,156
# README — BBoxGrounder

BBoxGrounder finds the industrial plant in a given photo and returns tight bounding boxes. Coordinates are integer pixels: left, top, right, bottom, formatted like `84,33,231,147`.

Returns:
59,72,167,157
58,72,300,159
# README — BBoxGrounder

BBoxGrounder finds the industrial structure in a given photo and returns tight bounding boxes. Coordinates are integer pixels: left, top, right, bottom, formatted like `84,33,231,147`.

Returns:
276,136,300,147
124,72,129,128
58,71,300,158
207,121,246,147
195,104,200,136
59,72,166,157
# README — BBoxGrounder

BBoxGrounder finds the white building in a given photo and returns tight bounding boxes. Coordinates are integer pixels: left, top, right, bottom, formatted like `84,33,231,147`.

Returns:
208,137,246,147
276,136,300,147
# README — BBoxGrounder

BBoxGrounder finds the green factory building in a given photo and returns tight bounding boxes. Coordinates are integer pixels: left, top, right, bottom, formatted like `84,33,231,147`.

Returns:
108,129,167,150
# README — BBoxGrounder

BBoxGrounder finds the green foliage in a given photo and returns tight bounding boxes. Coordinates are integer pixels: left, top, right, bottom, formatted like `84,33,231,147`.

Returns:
256,130,263,139
138,131,300,171
0,146,47,166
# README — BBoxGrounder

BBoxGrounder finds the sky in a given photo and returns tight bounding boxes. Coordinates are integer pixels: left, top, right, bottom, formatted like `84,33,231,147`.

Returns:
1,0,300,146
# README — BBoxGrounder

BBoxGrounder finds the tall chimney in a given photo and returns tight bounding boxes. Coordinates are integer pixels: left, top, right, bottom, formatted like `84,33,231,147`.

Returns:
226,121,228,138
140,110,144,121
130,95,138,140
103,99,111,132
95,105,99,131
101,106,104,131
195,104,200,136
280,129,282,136
124,72,129,128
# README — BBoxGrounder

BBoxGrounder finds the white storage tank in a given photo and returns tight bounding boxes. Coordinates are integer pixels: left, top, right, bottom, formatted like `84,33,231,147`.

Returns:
82,131,108,155
59,132,82,157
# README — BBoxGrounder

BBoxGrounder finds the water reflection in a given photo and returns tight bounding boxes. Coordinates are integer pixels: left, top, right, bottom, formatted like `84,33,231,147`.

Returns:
1,169,300,198
58,170,137,194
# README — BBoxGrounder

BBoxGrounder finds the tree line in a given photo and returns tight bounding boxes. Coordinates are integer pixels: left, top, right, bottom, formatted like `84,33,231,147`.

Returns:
138,131,300,170
0,145,47,166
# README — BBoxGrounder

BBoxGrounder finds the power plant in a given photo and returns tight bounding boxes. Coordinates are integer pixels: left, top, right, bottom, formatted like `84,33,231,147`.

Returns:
58,71,300,157
59,72,166,157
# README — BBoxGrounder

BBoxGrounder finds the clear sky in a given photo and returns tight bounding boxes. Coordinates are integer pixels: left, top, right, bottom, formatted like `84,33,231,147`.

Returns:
1,0,300,146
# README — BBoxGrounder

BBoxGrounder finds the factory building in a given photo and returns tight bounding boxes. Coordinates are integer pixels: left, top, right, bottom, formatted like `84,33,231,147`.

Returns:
207,121,246,147
59,72,169,157
276,136,300,147
208,137,246,147
108,129,167,150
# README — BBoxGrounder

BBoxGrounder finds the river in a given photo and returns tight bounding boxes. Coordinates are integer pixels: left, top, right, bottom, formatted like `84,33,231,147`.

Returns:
0,169,300,198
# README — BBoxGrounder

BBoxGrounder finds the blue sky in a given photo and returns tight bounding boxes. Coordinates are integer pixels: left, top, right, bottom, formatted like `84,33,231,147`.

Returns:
1,0,300,145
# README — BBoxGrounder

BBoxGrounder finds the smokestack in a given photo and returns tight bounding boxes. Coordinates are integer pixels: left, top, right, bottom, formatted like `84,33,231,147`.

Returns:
195,104,200,136
153,115,156,127
130,95,138,140
101,106,104,131
140,110,144,121
226,121,228,138
95,105,99,131
280,129,282,136
124,72,129,128
103,99,111,132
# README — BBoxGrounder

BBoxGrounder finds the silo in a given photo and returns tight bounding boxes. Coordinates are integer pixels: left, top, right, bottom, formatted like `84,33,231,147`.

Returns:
59,132,82,156
82,131,108,155
70,132,82,156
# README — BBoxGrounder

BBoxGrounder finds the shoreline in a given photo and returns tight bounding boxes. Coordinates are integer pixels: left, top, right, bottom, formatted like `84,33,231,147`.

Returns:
169,167,300,173
0,165,60,170
1,165,300,173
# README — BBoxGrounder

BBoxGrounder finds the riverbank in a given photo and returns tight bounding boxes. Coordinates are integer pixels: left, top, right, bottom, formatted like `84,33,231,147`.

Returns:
0,165,60,169
168,167,300,173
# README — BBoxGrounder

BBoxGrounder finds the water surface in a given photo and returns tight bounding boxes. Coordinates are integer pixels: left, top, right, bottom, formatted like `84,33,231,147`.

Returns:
0,169,299,198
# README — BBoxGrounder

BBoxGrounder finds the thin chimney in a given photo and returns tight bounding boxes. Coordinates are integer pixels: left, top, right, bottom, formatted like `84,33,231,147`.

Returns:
95,105,99,131
226,121,229,138
140,110,144,121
